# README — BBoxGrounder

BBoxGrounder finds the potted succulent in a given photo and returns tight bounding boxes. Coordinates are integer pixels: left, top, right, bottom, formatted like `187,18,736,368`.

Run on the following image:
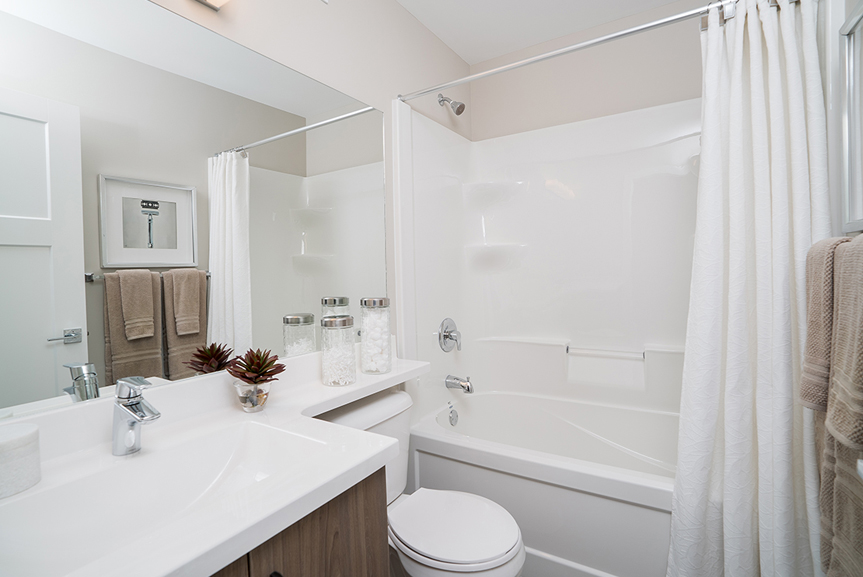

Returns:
185,343,233,374
226,348,286,412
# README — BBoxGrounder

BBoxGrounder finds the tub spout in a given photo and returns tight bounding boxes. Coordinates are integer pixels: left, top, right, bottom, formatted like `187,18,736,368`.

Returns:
445,375,473,394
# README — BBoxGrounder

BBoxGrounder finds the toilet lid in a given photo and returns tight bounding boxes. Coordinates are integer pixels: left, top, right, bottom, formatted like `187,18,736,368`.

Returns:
388,489,520,565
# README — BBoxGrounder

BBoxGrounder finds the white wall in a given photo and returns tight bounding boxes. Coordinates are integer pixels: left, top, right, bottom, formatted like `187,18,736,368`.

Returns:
0,12,308,381
400,100,700,422
250,162,387,355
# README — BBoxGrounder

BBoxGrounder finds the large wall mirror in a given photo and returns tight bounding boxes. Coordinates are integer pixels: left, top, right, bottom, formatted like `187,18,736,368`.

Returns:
0,2,385,416
843,0,863,233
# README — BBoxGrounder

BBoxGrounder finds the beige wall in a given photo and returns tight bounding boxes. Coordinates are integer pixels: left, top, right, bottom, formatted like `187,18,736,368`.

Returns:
0,12,307,380
468,0,704,141
306,106,384,177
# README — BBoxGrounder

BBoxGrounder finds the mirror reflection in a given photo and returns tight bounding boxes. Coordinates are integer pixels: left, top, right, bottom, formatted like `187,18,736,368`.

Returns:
0,8,385,416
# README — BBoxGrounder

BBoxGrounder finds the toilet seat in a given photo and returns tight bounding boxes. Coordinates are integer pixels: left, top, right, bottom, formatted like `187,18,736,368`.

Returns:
388,489,522,572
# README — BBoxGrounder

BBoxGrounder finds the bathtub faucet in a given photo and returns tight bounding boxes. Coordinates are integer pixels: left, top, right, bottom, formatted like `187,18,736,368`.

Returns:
445,375,473,394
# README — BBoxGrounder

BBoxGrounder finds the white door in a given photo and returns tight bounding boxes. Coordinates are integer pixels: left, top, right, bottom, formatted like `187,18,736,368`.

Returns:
0,86,87,409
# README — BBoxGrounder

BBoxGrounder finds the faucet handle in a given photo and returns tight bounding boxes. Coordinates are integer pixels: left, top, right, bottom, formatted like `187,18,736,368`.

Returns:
449,330,462,351
439,318,462,352
115,376,152,400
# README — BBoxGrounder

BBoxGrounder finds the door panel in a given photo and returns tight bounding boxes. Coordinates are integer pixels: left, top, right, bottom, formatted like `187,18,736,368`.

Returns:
0,86,86,409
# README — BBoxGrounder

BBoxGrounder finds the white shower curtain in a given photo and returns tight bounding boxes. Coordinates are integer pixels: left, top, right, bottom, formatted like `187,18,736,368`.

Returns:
207,151,253,355
667,1,831,576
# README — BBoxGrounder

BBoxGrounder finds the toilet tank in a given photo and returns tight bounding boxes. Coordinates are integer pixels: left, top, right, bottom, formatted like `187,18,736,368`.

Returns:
316,389,413,504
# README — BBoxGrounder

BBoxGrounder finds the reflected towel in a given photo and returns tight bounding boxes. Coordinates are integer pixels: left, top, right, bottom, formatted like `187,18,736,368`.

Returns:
118,269,155,340
104,272,164,385
800,237,851,411
163,270,208,380
170,268,201,336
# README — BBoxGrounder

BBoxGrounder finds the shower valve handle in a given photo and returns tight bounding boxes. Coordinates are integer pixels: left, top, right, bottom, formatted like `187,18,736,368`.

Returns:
439,318,462,352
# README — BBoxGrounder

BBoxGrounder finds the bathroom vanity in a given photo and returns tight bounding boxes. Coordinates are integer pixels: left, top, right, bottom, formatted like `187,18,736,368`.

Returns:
0,354,428,577
212,468,387,577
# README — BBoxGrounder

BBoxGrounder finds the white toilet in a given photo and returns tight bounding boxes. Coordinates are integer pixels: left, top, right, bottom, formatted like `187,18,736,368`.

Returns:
318,389,525,577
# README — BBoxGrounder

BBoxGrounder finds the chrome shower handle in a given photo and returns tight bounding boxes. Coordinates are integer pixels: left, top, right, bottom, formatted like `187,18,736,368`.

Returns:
439,318,462,352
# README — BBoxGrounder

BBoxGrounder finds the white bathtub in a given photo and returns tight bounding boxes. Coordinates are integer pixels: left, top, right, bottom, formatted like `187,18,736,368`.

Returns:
408,391,678,577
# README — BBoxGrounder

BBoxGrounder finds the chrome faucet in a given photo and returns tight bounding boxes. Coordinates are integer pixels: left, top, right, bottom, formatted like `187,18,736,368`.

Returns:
445,375,473,394
439,318,462,352
112,376,160,456
63,362,100,402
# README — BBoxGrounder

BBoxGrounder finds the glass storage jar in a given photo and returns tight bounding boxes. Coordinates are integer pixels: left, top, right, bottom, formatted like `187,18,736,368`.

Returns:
321,296,350,319
283,313,316,358
360,297,391,374
321,315,356,386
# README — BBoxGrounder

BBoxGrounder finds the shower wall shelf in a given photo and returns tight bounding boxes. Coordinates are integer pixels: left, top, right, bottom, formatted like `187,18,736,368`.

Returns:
461,181,527,209
291,254,333,276
464,243,526,273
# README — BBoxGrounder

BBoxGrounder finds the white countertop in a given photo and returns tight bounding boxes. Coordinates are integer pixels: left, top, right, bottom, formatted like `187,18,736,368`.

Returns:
0,353,429,577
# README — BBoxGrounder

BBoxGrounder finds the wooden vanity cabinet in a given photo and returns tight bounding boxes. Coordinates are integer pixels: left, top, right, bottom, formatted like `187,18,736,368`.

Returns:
211,468,388,577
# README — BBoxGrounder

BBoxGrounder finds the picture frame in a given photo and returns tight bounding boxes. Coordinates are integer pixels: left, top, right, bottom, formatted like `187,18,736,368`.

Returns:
98,175,197,268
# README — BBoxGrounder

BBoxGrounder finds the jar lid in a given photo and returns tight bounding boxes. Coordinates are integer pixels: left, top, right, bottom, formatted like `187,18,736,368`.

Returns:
283,313,315,325
321,296,349,307
321,314,354,328
360,297,390,308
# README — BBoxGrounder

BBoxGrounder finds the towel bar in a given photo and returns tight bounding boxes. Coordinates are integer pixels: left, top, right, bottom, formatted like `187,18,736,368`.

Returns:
565,346,644,361
85,271,210,282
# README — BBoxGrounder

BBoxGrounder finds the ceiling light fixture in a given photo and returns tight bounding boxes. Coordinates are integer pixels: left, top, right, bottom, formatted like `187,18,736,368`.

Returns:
193,0,231,11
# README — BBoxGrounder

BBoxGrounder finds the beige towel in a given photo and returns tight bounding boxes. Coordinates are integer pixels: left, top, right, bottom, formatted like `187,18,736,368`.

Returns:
104,272,164,385
820,238,863,576
170,268,201,336
801,237,851,411
163,270,208,380
118,269,156,340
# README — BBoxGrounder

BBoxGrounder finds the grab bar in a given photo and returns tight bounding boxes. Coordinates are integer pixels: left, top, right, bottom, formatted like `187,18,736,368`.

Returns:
566,346,644,361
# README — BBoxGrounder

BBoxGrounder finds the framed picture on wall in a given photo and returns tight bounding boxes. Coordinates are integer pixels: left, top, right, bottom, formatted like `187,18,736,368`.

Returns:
98,175,197,267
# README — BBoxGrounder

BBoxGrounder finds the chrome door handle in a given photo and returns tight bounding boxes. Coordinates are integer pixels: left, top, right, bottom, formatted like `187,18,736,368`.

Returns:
47,328,83,344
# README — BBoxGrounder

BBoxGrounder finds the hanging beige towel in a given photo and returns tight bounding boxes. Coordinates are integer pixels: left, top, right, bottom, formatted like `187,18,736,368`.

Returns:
163,270,208,380
800,237,851,411
104,272,164,385
118,269,155,340
171,268,201,336
820,237,863,577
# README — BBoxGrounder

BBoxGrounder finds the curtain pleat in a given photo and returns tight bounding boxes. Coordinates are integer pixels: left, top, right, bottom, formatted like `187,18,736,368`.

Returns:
206,151,253,355
667,1,830,575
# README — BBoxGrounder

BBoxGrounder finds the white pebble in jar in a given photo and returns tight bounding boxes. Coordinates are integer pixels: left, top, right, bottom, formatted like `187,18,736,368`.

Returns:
283,314,316,358
321,315,356,386
360,297,391,374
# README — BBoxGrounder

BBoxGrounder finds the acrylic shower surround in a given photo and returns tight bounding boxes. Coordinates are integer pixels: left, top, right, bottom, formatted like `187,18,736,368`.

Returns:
393,99,701,576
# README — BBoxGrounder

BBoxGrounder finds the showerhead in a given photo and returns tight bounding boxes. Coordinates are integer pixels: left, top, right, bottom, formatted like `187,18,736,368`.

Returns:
438,93,466,116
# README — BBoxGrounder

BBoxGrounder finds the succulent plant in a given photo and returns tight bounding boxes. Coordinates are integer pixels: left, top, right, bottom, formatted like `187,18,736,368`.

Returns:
227,348,286,385
185,343,234,374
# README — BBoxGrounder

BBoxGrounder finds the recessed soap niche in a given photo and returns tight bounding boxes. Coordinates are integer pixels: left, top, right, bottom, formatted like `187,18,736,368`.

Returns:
461,180,528,273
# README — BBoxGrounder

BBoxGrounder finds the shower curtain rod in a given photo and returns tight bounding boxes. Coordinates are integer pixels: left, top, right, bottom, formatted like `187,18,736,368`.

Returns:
216,105,376,156
397,0,794,103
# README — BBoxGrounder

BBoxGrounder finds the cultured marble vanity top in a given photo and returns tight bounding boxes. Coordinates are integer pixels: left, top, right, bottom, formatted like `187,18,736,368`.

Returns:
0,353,429,577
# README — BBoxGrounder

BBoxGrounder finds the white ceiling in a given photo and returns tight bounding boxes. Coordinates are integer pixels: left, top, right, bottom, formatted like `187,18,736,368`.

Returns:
395,0,686,65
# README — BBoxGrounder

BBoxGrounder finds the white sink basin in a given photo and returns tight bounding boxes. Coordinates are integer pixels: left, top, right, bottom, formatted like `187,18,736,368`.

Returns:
0,420,377,577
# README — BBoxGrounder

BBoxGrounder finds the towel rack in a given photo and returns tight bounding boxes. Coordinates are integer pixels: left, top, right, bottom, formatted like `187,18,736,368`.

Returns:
85,271,211,282
566,346,644,361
